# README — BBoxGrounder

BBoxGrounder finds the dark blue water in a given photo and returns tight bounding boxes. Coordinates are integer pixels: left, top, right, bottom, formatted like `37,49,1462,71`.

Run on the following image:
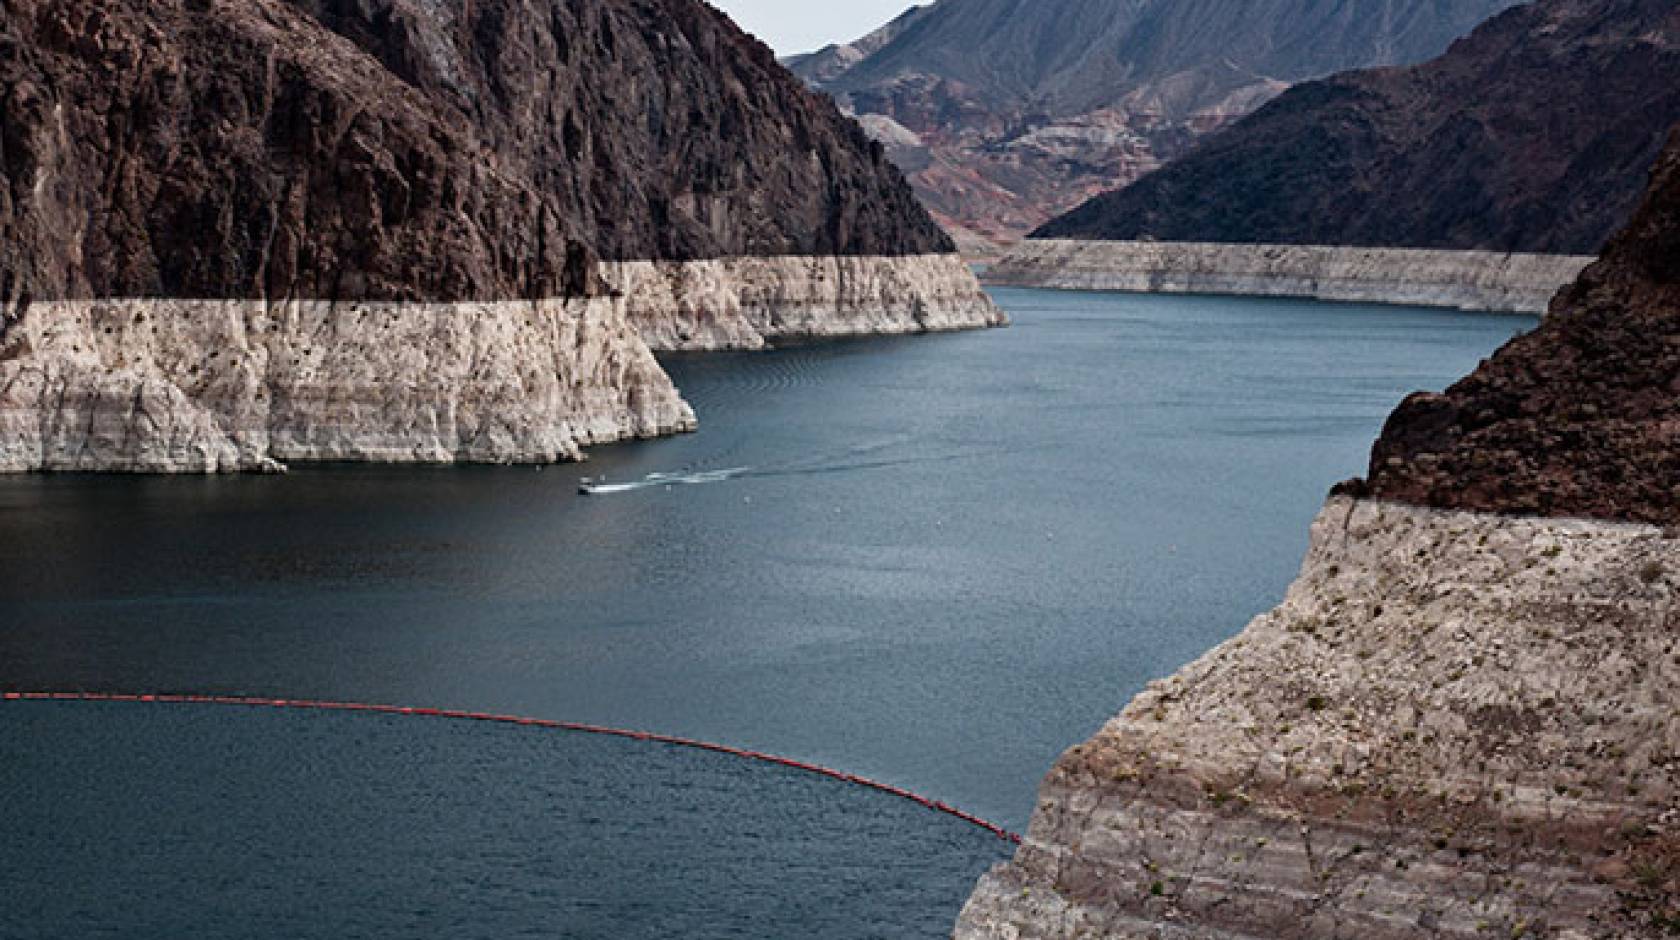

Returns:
0,703,1005,939
0,288,1532,937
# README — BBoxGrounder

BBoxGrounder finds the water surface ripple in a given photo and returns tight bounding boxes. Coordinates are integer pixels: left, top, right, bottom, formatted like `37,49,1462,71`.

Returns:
0,289,1534,936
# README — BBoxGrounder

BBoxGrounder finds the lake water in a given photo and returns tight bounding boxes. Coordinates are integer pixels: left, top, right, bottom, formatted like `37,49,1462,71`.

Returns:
0,288,1532,938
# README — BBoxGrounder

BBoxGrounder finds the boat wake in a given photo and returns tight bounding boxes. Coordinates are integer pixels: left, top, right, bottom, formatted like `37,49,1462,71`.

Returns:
579,438,985,496
580,468,750,495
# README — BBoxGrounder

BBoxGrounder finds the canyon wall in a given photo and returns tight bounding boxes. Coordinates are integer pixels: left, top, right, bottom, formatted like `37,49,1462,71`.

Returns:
1035,0,1680,257
0,251,1002,473
955,125,1680,940
0,0,1001,473
985,241,1593,314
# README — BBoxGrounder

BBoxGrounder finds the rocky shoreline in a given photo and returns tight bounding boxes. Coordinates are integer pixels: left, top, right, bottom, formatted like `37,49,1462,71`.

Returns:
0,295,691,474
608,253,1006,352
1,0,1008,474
0,255,1001,474
985,240,1593,314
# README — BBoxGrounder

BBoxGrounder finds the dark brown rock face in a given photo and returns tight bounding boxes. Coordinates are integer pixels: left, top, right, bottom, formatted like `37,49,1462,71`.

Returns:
1354,125,1680,526
1037,0,1680,256
0,0,951,307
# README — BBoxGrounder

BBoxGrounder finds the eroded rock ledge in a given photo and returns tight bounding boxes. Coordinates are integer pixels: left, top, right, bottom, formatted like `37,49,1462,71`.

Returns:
0,295,692,474
956,497,1679,940
985,240,1592,314
609,253,1006,352
0,254,1002,473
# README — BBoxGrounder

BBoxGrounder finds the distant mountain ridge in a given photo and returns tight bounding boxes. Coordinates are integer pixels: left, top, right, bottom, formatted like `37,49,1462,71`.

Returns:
782,6,929,87
792,0,1522,250
1036,0,1680,255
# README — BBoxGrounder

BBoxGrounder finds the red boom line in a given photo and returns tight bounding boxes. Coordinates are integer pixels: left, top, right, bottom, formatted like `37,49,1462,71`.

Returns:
3,691,1022,845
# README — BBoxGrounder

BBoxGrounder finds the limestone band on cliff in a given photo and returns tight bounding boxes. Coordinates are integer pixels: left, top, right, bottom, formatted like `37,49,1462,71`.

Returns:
0,0,1003,473
955,126,1680,940
986,241,1594,315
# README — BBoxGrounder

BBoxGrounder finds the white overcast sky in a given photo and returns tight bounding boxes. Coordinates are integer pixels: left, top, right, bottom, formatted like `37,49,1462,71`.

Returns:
708,1,915,55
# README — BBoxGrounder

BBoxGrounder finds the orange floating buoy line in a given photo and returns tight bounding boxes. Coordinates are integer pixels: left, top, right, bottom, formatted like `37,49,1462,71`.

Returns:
2,691,1023,845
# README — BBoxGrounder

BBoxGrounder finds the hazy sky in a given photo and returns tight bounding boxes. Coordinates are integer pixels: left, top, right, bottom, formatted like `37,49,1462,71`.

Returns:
709,1,915,55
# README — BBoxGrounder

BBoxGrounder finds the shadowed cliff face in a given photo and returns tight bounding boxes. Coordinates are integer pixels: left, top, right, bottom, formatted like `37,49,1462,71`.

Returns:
793,0,1519,249
1036,0,1680,256
1355,127,1680,526
0,0,951,306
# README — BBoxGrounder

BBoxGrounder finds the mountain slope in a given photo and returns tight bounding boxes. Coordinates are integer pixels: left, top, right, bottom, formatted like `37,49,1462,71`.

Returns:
0,0,999,473
793,0,1521,249
782,5,930,86
1037,0,1680,254
0,0,955,305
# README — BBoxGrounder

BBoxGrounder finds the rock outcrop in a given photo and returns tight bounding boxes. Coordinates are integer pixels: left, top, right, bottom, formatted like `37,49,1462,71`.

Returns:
0,0,1001,473
1359,129,1680,527
958,498,1679,940
986,241,1594,314
954,126,1680,940
792,0,1519,249
1035,0,1680,257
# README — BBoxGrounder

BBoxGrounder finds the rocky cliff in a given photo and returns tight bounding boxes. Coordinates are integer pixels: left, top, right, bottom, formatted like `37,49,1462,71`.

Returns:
954,129,1680,940
0,0,1001,473
1358,129,1680,526
793,0,1519,249
1036,0,1680,256
986,241,1594,314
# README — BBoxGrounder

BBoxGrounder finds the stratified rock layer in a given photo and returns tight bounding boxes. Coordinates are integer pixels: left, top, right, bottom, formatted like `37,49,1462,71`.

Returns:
0,253,1001,472
1036,0,1680,256
986,241,1592,314
957,498,1679,939
0,295,694,473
